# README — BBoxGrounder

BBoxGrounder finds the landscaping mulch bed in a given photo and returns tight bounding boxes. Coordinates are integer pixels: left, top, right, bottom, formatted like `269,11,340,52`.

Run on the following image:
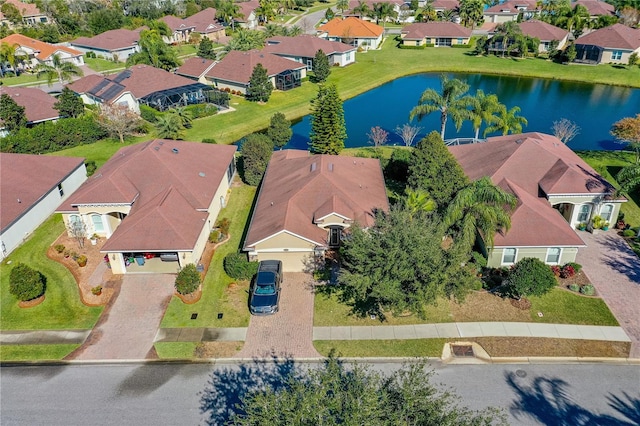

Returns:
18,294,45,308
470,337,630,358
194,342,244,358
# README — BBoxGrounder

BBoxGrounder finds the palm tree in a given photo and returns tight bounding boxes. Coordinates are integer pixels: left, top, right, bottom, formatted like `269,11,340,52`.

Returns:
216,0,243,30
169,107,193,128
0,42,26,77
616,165,640,195
483,104,528,136
444,176,517,251
155,114,185,140
469,90,501,140
405,188,436,218
373,2,397,28
352,0,372,18
409,75,473,140
557,4,590,36
458,0,484,29
336,0,349,14
36,53,84,86
416,0,436,22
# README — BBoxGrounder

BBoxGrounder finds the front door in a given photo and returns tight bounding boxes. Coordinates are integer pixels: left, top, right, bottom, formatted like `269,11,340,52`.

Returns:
329,227,342,247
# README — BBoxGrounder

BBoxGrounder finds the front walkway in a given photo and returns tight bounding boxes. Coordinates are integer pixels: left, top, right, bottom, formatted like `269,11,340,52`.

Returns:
577,231,640,358
66,274,175,360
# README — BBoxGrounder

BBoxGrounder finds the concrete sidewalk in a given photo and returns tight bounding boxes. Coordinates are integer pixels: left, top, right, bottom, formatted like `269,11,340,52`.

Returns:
0,330,90,345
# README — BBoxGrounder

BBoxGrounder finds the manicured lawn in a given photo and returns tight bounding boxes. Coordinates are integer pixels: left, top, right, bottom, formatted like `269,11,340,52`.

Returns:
314,339,447,357
529,288,618,326
84,57,124,73
49,135,149,168
0,72,44,86
0,344,79,361
0,215,103,330
153,342,198,359
172,44,197,57
161,180,256,328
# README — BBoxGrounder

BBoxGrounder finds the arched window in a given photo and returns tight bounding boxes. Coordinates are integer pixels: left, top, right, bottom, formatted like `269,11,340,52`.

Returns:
91,214,105,233
600,204,613,222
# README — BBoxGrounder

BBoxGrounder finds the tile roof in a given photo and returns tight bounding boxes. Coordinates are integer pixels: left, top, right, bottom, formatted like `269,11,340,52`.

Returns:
161,14,196,31
185,8,224,33
485,0,538,14
401,22,472,39
0,0,43,18
70,28,142,51
237,1,259,21
263,35,356,57
1,153,85,232
575,24,640,50
574,0,615,16
244,150,389,249
431,0,460,10
347,0,404,10
318,17,384,38
518,20,569,41
206,50,306,85
0,86,59,124
449,132,618,247
58,140,236,252
175,57,216,78
0,34,82,61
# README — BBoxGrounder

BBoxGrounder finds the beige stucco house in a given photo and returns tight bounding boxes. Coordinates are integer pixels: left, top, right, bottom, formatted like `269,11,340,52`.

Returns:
400,22,472,47
575,24,640,65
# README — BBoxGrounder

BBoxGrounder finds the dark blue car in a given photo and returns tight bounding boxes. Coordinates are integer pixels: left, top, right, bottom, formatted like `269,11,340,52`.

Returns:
249,260,283,315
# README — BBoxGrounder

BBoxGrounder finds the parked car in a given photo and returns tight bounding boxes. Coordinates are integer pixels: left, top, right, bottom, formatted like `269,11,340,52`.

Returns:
249,260,283,315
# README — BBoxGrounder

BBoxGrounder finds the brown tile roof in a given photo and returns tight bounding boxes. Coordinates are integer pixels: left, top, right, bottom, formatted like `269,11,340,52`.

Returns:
237,1,259,21
574,0,615,16
0,86,59,124
0,0,43,18
58,140,236,252
485,0,538,13
1,153,85,232
263,35,356,57
318,17,384,38
0,34,82,61
70,28,142,51
68,65,200,103
449,132,618,247
185,8,224,33
401,22,472,39
244,150,389,249
206,50,305,85
347,0,404,10
176,57,216,78
518,20,569,42
432,0,460,10
161,14,196,31
576,24,640,50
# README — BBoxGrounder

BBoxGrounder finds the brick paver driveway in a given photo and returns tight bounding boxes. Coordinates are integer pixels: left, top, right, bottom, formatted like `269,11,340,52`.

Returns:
236,273,321,358
67,274,175,360
577,231,640,358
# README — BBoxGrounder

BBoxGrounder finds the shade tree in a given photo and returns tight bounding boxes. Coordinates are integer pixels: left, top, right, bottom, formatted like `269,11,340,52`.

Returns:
267,112,292,149
246,63,273,102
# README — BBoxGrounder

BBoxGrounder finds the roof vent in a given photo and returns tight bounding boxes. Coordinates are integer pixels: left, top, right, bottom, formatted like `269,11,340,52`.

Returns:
328,163,334,171
158,141,164,145
17,198,21,203
515,139,523,144
199,172,206,177
271,201,274,206
154,146,160,151
310,162,317,172
172,148,179,154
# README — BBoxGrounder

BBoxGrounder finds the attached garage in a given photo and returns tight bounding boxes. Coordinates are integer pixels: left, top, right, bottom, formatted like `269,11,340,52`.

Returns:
255,251,315,273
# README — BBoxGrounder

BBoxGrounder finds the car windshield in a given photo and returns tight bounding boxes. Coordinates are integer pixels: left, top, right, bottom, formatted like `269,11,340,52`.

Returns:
255,284,275,295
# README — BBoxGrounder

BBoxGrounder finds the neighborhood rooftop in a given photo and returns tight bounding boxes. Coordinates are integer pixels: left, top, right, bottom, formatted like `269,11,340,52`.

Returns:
206,50,305,84
70,28,143,51
318,17,384,38
401,22,472,40
518,20,569,41
0,33,82,61
0,86,59,124
575,23,640,50
264,35,356,56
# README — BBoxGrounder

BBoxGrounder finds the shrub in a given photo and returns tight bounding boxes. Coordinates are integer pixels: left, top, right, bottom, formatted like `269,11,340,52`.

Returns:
216,217,231,236
569,283,580,292
85,160,97,176
580,284,595,296
550,265,561,277
140,104,161,123
184,103,218,119
223,252,258,280
559,264,575,279
508,257,557,298
398,44,426,50
54,244,65,253
623,229,636,237
563,262,582,273
77,255,88,267
209,230,220,243
9,263,45,301
91,285,102,295
202,138,217,144
175,263,201,295
451,44,471,48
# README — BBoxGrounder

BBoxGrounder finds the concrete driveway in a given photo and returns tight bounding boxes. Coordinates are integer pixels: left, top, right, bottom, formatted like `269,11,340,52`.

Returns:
236,273,321,358
67,274,175,361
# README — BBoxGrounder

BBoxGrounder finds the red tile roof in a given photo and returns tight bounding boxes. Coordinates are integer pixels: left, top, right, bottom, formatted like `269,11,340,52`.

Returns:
0,86,59,124
449,132,618,247
1,153,85,232
244,150,389,249
401,22,472,39
518,20,569,41
0,34,82,61
318,17,384,38
263,35,356,57
175,57,216,78
574,0,615,16
576,24,640,50
206,50,305,85
71,28,142,51
58,140,236,252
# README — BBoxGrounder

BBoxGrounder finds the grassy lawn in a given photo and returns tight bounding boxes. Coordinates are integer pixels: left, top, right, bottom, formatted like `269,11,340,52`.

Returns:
529,288,618,326
0,215,103,330
161,180,256,328
49,135,149,168
173,44,197,57
0,72,46,87
84,57,125,74
315,339,447,357
0,344,79,361
153,342,198,359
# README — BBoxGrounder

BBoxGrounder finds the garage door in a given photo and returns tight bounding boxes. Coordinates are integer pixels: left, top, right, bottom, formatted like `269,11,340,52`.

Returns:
257,252,312,272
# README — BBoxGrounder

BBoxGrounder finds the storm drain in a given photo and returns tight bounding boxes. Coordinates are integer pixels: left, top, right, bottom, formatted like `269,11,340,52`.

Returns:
451,344,474,357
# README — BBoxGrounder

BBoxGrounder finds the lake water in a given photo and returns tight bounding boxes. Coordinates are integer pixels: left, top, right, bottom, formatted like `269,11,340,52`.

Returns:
286,73,640,151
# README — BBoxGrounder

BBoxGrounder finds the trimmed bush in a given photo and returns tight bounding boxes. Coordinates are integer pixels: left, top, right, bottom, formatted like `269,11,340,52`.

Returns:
216,217,231,236
559,264,575,279
398,44,426,50
9,263,45,301
209,230,220,243
569,283,580,292
202,138,217,144
175,264,201,295
54,244,65,253
508,257,557,298
77,255,87,267
140,104,161,123
85,160,97,176
550,265,561,277
223,252,258,280
622,229,636,237
580,284,595,296
451,44,471,48
563,262,582,273
184,103,218,119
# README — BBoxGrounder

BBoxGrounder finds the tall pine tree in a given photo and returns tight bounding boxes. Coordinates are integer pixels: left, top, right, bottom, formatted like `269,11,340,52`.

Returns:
197,37,216,59
246,63,273,102
309,84,346,154
312,49,331,83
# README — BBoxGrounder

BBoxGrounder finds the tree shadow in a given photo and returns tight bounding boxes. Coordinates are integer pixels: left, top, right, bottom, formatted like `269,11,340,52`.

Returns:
597,233,640,284
199,353,299,425
505,371,640,425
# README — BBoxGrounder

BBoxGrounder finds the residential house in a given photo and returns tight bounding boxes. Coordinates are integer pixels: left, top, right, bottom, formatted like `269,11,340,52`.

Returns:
574,23,640,64
573,0,616,20
68,65,212,112
317,17,384,49
70,28,142,62
204,50,307,94
346,0,405,21
160,8,226,44
432,0,460,15
56,140,237,275
1,153,86,260
518,20,570,52
175,57,217,84
161,14,196,44
243,150,389,272
483,0,539,23
400,22,472,47
0,34,84,70
449,132,625,267
0,86,60,136
0,0,49,28
236,1,259,29
263,35,356,69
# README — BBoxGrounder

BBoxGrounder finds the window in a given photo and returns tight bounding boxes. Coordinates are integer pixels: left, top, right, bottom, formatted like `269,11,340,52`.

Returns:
57,183,64,196
611,50,622,60
457,38,463,44
502,248,517,265
577,204,590,222
600,204,613,222
69,215,81,226
91,214,105,233
546,247,561,264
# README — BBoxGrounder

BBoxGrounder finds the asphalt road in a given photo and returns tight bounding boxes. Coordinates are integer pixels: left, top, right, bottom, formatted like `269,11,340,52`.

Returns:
1,361,638,425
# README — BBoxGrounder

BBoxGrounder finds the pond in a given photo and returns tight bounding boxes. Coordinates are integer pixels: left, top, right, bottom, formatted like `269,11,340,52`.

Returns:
286,73,640,151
